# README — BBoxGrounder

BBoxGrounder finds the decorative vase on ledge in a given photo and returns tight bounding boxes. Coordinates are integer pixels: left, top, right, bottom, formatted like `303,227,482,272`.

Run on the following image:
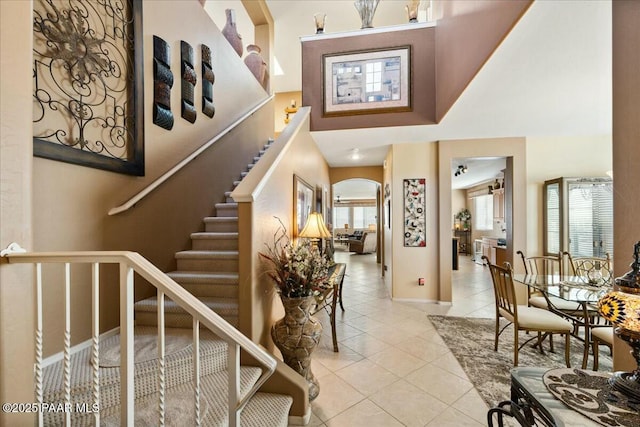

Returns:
244,44,267,89
354,0,380,29
222,9,243,57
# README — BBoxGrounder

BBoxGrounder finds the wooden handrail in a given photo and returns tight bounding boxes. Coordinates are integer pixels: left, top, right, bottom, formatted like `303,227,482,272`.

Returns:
108,95,274,216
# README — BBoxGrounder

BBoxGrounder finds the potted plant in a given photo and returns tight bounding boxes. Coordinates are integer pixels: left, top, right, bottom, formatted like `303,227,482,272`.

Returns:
455,208,472,231
259,218,331,400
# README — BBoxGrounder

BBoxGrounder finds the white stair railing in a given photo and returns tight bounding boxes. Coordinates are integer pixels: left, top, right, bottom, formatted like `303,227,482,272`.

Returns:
1,245,276,426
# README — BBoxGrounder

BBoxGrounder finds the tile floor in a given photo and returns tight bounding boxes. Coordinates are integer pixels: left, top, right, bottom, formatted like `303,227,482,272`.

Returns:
300,251,497,426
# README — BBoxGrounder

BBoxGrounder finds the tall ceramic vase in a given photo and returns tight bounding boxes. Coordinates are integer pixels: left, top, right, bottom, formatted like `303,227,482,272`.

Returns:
271,296,323,401
354,0,380,29
244,44,267,89
222,9,243,57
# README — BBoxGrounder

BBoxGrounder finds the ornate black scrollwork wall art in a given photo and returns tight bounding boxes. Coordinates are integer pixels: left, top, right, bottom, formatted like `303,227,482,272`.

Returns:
32,0,144,176
181,41,197,123
201,44,215,119
152,35,174,130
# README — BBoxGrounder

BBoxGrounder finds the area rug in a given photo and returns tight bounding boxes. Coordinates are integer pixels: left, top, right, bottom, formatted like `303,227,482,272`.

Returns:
428,315,613,407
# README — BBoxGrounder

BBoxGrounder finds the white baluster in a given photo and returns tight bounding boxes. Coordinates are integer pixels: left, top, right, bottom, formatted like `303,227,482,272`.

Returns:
64,263,71,426
120,264,134,426
35,263,43,427
91,263,100,426
193,319,201,426
229,343,240,427
157,291,165,427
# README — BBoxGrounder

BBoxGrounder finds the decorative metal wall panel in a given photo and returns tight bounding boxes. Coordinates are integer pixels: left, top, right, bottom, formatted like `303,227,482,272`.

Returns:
403,178,426,247
201,44,215,118
152,35,174,131
32,0,144,176
181,40,196,123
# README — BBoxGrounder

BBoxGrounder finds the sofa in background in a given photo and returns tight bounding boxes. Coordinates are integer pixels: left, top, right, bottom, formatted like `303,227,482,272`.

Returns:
348,232,376,254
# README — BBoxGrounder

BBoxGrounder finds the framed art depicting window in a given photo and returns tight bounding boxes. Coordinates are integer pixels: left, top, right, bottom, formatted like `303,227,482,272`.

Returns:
322,46,411,117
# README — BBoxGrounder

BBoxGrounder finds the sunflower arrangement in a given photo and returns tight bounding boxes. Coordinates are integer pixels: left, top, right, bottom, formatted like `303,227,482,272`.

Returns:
259,218,331,298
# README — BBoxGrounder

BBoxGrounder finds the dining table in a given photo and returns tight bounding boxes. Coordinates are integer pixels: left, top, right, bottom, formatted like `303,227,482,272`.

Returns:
512,273,612,369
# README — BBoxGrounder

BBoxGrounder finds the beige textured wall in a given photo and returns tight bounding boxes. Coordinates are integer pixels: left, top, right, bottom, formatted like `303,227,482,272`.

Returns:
391,142,439,301
32,0,270,354
612,0,640,371
244,114,330,347
0,1,35,423
383,149,393,291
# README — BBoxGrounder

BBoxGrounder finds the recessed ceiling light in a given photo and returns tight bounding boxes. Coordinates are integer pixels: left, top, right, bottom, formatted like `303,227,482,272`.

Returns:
350,148,361,160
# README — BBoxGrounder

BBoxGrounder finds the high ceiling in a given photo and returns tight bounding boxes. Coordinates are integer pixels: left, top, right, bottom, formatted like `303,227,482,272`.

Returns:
208,1,612,190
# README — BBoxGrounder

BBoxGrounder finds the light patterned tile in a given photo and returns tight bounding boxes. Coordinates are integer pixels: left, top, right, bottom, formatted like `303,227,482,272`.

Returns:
325,399,404,427
311,374,366,421
370,379,448,427
368,347,426,377
395,335,450,363
452,388,490,425
339,334,390,357
406,364,474,405
313,345,364,372
335,359,399,396
425,406,484,426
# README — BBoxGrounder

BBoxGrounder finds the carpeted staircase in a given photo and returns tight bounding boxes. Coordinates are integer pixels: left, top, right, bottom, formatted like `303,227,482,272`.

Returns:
42,326,292,426
134,138,274,329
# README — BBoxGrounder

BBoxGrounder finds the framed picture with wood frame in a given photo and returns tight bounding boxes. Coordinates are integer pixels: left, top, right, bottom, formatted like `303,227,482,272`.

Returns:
322,45,411,117
294,175,314,238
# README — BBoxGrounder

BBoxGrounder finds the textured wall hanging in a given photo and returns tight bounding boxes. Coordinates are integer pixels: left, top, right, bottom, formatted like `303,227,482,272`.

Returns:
181,41,197,123
201,44,215,118
403,178,426,247
153,35,174,131
32,0,144,176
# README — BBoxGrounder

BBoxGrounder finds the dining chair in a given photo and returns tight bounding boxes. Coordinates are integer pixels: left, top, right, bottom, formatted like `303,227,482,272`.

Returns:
483,256,573,367
564,252,613,285
591,326,614,371
516,250,580,311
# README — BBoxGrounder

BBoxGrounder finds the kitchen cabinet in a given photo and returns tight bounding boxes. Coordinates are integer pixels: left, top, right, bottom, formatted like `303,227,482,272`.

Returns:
493,188,505,221
496,247,507,266
482,237,498,264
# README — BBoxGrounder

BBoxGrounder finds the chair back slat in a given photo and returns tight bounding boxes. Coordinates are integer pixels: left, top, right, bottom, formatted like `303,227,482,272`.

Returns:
484,256,517,319
517,250,562,276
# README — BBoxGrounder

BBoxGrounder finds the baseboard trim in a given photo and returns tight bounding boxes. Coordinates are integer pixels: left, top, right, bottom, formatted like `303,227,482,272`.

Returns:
288,407,311,426
42,327,120,367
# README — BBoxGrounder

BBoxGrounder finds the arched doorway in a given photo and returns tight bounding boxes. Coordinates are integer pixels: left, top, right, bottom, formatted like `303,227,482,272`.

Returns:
332,178,381,261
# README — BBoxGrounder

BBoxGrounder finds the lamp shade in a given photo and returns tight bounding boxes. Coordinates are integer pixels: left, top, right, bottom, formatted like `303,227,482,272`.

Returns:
300,212,331,239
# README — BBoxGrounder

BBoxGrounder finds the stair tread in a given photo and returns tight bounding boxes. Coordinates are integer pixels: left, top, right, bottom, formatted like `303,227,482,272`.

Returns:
167,271,239,281
42,326,230,413
100,372,291,426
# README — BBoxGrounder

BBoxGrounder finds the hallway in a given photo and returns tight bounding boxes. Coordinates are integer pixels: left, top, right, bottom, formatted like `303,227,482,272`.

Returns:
303,251,491,426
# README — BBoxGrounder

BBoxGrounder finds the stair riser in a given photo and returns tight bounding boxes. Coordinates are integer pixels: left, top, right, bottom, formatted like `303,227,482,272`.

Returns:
216,206,239,217
180,283,239,298
136,312,238,328
205,220,238,233
192,238,238,251
177,258,239,272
